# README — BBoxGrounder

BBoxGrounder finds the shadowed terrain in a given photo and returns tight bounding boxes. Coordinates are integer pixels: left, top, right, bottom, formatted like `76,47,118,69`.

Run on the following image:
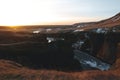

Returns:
0,59,120,80
0,13,120,80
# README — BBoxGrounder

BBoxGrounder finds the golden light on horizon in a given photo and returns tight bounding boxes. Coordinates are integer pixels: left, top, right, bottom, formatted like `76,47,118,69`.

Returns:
9,26,18,28
8,26,20,31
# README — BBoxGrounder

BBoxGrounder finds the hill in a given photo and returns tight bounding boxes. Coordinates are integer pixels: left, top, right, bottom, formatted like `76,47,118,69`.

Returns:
73,12,120,30
0,59,120,80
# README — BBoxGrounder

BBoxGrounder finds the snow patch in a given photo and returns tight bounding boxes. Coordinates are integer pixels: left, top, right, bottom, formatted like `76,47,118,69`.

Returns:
46,37,64,43
111,16,120,22
74,29,84,32
46,29,52,32
46,37,55,43
33,30,40,34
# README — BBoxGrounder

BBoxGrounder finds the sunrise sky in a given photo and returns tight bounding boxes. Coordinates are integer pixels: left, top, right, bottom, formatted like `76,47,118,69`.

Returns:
0,0,120,26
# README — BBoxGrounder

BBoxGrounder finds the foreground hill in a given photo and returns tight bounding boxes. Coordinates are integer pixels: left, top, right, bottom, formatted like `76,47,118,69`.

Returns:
0,59,120,80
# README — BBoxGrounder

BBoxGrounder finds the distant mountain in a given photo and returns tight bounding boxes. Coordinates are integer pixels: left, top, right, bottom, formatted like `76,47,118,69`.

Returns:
73,12,120,30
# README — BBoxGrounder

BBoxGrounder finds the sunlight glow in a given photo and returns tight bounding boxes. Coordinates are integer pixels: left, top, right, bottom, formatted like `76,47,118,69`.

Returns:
0,0,61,26
8,26,20,31
0,0,119,26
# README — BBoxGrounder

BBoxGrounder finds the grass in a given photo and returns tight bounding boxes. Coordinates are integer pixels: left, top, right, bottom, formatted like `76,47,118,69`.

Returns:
0,59,120,80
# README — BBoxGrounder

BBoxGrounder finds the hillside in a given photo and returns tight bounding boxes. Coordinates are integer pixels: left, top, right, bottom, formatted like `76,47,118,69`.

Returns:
0,59,120,80
74,12,120,30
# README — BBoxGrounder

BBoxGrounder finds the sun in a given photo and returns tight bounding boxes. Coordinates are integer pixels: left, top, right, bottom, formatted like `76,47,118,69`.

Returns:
9,26,18,28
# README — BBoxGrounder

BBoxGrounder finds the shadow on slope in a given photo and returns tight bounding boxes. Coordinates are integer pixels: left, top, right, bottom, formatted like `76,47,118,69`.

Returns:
0,59,120,80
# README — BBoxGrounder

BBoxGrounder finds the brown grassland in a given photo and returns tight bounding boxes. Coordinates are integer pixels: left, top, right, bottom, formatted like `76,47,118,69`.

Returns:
0,59,120,80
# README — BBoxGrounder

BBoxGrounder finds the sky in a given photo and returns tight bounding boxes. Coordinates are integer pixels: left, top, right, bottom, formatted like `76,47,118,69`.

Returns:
0,0,120,26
